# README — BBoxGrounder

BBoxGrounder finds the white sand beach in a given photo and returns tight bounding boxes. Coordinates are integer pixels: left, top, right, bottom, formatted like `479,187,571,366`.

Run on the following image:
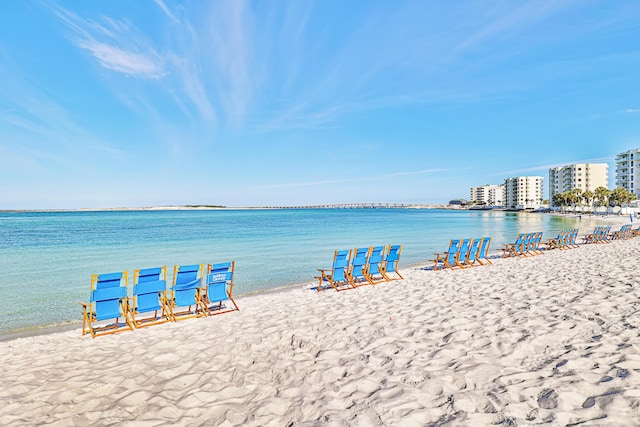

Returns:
2,225,640,426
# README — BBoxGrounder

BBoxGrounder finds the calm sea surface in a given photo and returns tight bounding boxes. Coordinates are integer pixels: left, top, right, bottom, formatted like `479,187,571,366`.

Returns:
0,208,589,335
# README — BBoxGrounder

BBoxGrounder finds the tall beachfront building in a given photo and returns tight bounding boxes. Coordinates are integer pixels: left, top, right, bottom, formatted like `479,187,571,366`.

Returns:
548,163,609,200
616,148,640,198
504,176,544,209
469,184,505,206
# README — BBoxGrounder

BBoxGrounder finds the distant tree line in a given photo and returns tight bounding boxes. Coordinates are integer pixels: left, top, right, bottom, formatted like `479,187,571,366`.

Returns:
551,187,636,210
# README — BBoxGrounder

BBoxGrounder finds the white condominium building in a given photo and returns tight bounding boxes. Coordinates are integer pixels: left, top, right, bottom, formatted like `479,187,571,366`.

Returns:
469,184,505,206
549,163,609,200
504,176,544,209
616,148,640,199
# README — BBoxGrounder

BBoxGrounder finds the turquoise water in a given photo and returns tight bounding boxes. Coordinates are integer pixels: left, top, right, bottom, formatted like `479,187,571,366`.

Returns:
0,209,584,335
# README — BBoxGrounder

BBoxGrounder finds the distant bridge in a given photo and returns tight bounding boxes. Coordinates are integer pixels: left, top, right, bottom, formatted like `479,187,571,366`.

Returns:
260,203,419,209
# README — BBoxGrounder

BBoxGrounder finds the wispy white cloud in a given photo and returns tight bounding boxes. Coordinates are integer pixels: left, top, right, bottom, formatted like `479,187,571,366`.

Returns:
53,6,166,79
78,41,165,78
153,0,180,24
204,1,254,123
626,108,640,113
253,1,590,133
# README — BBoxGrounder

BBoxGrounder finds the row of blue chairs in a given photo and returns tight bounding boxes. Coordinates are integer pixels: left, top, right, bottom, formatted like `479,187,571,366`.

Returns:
546,229,579,250
502,232,544,257
432,237,492,270
81,262,237,338
581,226,611,244
316,245,403,291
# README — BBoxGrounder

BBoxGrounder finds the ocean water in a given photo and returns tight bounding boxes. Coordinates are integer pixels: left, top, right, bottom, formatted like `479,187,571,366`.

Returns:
0,208,587,335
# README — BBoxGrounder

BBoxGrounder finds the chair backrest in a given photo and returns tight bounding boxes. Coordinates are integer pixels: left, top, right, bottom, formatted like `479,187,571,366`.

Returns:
90,272,128,321
458,238,472,263
368,246,385,275
533,232,542,249
206,261,234,303
172,264,202,307
95,272,125,289
174,264,201,287
351,247,370,279
385,244,402,272
565,229,573,246
133,267,167,313
523,233,534,251
478,237,491,258
332,249,351,282
446,239,460,265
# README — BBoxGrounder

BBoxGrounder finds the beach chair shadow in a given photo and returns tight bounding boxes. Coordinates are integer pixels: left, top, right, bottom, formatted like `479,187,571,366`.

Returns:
381,244,403,280
130,266,170,328
202,261,239,315
165,264,207,321
316,249,355,292
80,272,134,338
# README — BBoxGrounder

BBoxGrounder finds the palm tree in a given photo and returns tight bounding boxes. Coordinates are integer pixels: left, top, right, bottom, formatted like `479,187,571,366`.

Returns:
552,192,572,211
594,186,610,208
571,188,583,210
609,187,636,207
582,189,594,211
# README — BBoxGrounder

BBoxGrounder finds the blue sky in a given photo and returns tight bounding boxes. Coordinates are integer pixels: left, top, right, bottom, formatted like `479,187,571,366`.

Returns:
1,1,639,209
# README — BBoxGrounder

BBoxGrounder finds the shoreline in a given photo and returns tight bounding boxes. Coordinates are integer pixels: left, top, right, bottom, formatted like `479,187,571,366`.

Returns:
2,227,640,424
0,213,631,341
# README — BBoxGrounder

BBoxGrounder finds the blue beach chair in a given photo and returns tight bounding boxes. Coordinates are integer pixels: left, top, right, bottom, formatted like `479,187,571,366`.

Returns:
433,239,461,270
381,244,403,280
465,238,481,267
166,264,206,321
316,249,354,291
610,224,631,240
364,245,386,284
476,237,493,265
349,247,372,287
566,229,579,248
130,266,170,328
502,233,525,258
202,261,239,315
546,230,565,250
80,272,134,338
531,232,544,255
520,233,534,256
455,238,473,268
